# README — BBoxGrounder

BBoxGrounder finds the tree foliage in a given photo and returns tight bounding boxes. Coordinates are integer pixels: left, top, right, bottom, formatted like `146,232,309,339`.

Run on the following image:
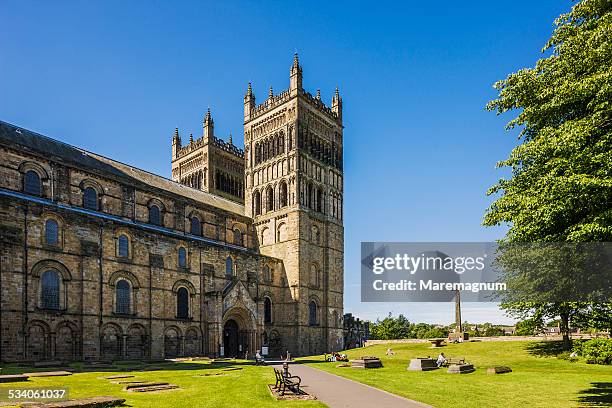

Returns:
485,0,612,241
485,1,612,348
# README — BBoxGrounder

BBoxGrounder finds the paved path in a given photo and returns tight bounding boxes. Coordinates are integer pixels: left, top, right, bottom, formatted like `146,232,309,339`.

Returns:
272,363,431,408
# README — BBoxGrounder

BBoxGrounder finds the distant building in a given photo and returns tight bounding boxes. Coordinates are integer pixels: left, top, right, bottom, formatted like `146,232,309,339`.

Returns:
343,313,369,349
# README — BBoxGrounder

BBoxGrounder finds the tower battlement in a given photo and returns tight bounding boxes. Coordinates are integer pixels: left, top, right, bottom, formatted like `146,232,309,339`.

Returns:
244,54,342,125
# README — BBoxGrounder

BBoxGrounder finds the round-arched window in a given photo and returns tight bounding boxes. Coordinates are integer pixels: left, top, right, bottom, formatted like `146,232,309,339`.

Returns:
116,280,131,314
177,287,189,319
264,297,272,323
178,247,187,268
83,187,98,210
24,170,41,196
309,301,318,326
45,219,59,245
118,234,129,258
190,217,201,236
41,270,60,309
149,205,161,225
225,257,234,278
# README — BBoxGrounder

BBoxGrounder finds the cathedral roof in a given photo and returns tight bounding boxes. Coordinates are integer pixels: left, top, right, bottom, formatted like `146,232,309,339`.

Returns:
0,120,245,216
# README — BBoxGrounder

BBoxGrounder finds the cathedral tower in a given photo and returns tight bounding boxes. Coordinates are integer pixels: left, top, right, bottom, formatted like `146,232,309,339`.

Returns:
244,54,344,354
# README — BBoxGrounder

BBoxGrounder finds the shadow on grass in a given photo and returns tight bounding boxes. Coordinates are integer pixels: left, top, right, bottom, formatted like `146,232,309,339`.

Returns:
524,341,566,357
1,360,260,375
578,383,612,407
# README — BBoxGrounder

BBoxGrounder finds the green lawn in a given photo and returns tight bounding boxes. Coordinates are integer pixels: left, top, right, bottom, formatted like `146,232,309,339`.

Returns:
0,360,325,408
300,340,612,408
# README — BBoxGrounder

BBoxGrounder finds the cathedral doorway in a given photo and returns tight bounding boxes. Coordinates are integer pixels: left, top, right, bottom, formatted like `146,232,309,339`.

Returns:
223,319,239,357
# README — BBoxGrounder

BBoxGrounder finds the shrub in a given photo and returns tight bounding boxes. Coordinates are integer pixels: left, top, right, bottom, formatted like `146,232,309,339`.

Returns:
577,338,612,365
557,351,578,362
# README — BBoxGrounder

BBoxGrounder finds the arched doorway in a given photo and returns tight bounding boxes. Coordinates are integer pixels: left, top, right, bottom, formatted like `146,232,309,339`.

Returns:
223,319,239,358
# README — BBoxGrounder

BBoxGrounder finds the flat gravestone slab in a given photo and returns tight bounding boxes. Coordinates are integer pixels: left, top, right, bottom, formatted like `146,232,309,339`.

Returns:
351,357,383,369
407,358,438,371
19,396,125,408
0,374,29,383
127,384,179,392
123,382,168,390
487,366,512,374
23,371,72,377
103,375,135,379
447,364,475,374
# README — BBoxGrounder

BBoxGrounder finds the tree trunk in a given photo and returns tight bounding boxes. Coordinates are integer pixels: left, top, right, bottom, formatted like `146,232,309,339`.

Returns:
560,311,571,350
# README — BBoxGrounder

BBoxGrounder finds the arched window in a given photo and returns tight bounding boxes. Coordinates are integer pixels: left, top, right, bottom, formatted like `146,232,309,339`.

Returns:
279,181,288,207
253,191,261,216
118,234,129,258
45,219,59,245
41,270,60,309
316,188,323,212
190,217,201,236
266,186,274,212
264,297,272,323
310,264,320,287
263,265,271,282
177,287,189,319
309,301,318,326
225,257,234,278
149,205,161,226
178,247,187,268
83,187,98,210
116,279,131,314
233,229,243,246
24,170,41,196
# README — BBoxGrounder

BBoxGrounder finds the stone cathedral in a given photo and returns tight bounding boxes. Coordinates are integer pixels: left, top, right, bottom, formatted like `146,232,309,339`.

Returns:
0,55,345,363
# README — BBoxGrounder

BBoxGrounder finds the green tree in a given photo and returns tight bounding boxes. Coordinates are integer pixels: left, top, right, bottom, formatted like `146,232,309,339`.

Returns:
369,314,413,340
485,0,612,349
515,317,543,336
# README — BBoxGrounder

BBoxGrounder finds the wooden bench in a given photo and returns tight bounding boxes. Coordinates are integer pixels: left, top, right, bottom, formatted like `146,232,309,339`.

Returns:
273,368,302,396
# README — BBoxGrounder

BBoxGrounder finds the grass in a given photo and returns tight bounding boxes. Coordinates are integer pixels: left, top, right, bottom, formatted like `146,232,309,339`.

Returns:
0,360,325,408
299,340,612,408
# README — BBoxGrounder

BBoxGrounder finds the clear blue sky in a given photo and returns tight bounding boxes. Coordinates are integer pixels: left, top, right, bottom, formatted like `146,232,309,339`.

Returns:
1,1,572,324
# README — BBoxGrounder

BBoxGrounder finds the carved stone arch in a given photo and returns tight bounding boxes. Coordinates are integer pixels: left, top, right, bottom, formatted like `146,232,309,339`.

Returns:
31,259,72,281
276,222,287,242
100,322,123,360
163,325,182,358
126,323,148,359
309,262,320,287
55,320,79,333
108,270,140,289
54,320,79,361
184,326,201,356
18,161,49,179
172,279,196,295
187,208,203,220
146,197,166,211
232,222,245,234
78,178,104,194
26,320,51,361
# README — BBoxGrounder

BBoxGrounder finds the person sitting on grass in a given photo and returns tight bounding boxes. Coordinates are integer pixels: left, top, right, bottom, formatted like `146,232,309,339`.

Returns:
436,352,447,367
